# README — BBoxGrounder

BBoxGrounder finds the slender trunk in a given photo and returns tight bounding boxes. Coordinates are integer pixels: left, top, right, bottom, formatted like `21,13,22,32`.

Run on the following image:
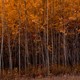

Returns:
51,0,54,65
23,0,29,73
18,20,21,75
16,3,21,74
18,16,21,75
63,31,66,66
0,0,5,78
76,9,79,66
41,42,45,67
75,26,79,65
42,0,50,75
56,32,58,66
63,31,67,66
59,0,67,66
55,31,57,65
14,1,21,74
35,39,37,67
5,7,13,73
46,0,50,75
51,28,54,65
58,32,61,66
8,33,12,72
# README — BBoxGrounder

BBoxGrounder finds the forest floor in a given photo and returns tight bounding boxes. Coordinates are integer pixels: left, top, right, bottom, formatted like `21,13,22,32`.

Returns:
2,75,80,80
1,72,80,80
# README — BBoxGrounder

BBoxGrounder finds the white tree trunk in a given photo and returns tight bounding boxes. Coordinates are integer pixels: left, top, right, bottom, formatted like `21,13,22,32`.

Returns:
63,31,67,66
23,0,29,73
0,0,5,78
46,0,50,75
15,1,21,74
8,33,12,72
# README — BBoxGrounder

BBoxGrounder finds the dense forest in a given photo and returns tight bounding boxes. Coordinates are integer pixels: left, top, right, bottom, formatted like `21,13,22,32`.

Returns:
0,0,80,79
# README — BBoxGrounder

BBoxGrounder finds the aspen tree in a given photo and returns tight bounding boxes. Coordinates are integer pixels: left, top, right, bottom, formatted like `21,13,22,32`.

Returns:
0,0,5,78
5,21,13,73
14,0,21,75
18,4,21,75
50,0,54,65
46,0,50,75
23,0,29,73
6,1,13,73
61,0,67,66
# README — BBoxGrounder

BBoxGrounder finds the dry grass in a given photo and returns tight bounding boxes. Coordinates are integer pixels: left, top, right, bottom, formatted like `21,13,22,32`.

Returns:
1,65,80,80
1,75,80,80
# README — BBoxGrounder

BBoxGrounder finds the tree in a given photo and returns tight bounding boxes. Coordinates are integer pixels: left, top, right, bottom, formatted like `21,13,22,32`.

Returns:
23,0,30,73
0,0,5,78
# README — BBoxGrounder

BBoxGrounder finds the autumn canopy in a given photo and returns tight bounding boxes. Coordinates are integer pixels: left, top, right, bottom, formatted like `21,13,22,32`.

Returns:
0,0,80,79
